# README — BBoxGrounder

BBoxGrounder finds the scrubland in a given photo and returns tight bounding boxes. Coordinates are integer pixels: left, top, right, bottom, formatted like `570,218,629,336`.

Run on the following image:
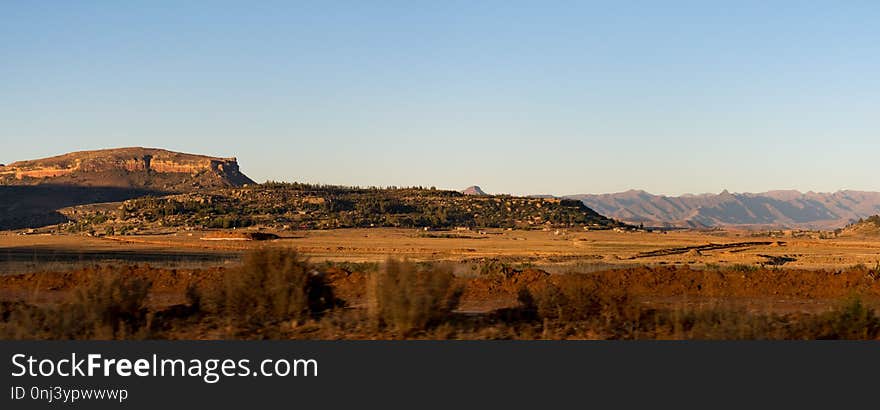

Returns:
2,247,880,340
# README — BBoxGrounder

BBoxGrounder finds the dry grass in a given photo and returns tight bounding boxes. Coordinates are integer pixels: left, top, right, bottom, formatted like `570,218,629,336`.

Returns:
201,248,339,331
367,259,462,336
513,272,880,340
6,227,880,274
528,275,630,323
642,297,880,340
2,251,880,340
804,297,880,339
0,273,151,339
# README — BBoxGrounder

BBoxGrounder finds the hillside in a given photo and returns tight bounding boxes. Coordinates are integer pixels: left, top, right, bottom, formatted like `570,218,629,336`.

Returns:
840,216,880,237
0,147,254,190
59,183,624,233
568,190,880,229
461,185,487,195
0,148,254,230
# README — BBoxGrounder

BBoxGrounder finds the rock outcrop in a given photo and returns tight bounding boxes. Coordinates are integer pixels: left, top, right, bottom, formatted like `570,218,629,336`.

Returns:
0,148,256,230
0,147,254,190
461,185,487,196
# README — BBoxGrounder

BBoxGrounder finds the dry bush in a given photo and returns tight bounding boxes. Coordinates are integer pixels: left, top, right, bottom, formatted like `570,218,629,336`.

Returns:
0,273,152,340
728,264,759,273
201,248,339,329
652,298,880,340
800,297,880,340
367,259,462,335
521,292,791,340
70,273,152,338
527,274,632,326
653,307,788,340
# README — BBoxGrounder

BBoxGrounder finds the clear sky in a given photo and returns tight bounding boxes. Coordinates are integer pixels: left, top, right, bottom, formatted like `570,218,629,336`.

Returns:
2,1,877,196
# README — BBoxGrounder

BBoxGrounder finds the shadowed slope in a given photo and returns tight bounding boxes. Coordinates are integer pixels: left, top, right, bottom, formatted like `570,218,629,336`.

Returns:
0,148,256,230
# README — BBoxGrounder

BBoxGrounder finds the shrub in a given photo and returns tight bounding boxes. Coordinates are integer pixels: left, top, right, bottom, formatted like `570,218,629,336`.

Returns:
479,259,513,276
658,307,785,340
71,273,152,338
0,273,152,340
806,297,880,340
650,298,880,340
728,264,758,273
323,260,380,273
203,248,340,329
528,275,630,324
847,263,868,272
367,259,462,335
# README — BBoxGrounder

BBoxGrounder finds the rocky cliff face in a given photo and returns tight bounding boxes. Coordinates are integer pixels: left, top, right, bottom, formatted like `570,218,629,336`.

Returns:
0,148,257,230
0,147,254,190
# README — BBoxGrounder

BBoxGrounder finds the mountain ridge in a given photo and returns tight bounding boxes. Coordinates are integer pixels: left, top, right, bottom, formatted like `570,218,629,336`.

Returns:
0,148,254,230
0,147,254,190
566,189,880,229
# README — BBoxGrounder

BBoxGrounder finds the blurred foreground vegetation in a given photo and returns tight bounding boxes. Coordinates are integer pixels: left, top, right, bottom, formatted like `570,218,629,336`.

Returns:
3,249,880,340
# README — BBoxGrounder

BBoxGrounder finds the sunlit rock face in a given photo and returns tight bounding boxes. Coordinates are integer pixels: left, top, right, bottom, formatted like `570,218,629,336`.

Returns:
0,147,255,190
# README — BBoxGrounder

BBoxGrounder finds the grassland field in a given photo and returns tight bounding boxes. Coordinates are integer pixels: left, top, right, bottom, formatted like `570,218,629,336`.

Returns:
2,227,880,339
4,227,878,270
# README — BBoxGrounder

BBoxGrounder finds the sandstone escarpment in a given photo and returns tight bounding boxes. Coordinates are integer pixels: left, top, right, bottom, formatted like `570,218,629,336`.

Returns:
0,147,257,230
0,147,254,190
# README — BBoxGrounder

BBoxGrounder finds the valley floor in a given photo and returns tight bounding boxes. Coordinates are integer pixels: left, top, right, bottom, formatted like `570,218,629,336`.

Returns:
3,227,879,273
1,228,879,339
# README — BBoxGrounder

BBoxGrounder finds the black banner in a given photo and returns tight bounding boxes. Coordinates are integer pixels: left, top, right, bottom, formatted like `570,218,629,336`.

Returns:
1,341,876,408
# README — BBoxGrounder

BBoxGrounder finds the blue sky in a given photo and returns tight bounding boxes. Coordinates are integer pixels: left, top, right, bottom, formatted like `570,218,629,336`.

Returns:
2,1,877,195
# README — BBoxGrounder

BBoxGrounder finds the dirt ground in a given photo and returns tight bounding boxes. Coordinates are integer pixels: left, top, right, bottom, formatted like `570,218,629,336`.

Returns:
2,260,879,318
2,228,880,339
3,228,878,273
2,227,880,313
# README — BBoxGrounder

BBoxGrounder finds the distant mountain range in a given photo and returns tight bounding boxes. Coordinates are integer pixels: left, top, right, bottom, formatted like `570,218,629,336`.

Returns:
566,190,880,229
4,148,878,231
